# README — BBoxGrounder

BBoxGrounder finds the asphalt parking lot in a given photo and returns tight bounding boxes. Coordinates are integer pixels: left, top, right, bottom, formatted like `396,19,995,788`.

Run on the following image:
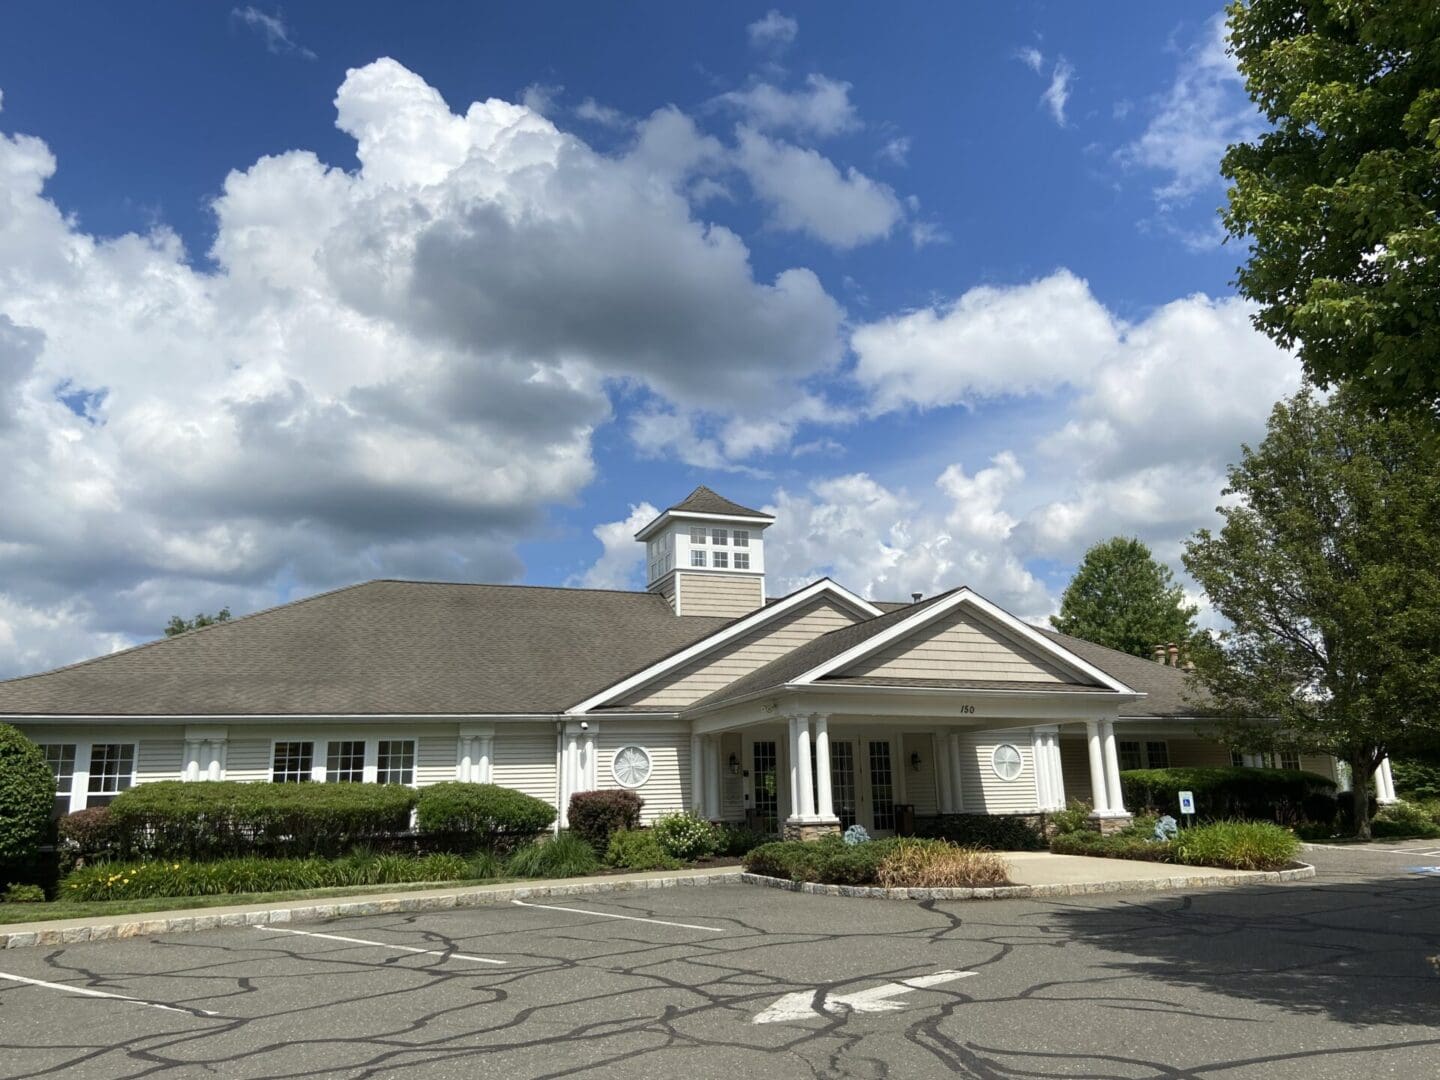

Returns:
1,846,1436,1079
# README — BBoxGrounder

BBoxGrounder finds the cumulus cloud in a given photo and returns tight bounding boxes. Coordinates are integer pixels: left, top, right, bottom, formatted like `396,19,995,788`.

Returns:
748,10,799,51
231,6,316,59
0,58,849,675
718,75,860,138
1120,15,1262,207
574,502,659,589
735,127,904,248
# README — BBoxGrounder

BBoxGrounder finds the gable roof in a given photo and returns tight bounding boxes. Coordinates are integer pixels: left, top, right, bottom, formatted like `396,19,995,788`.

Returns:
0,581,732,717
1036,627,1209,718
668,485,769,519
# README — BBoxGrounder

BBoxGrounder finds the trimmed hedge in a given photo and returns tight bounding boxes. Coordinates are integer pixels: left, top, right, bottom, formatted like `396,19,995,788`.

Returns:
917,813,1045,851
416,783,557,848
61,851,471,901
1120,766,1335,823
1050,831,1175,863
0,726,54,867
567,790,642,854
745,836,898,885
107,781,417,859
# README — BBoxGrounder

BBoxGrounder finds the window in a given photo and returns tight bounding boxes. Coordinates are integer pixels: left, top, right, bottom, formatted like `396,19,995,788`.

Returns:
711,528,727,545
733,552,750,570
86,743,136,805
690,549,706,568
377,740,416,785
733,530,749,547
1279,750,1300,771
612,745,652,788
39,743,76,817
712,551,728,568
272,741,314,783
689,526,707,544
1230,749,1245,768
1117,740,1144,771
991,743,1023,781
1145,741,1170,769
326,740,365,783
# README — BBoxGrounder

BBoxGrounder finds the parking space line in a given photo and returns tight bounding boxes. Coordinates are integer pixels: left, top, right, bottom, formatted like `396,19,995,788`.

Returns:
255,925,506,964
511,899,726,932
0,970,219,1016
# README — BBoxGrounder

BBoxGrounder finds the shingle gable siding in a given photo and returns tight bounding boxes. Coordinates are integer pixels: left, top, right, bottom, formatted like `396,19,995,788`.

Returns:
840,607,1083,684
619,596,863,708
675,571,764,618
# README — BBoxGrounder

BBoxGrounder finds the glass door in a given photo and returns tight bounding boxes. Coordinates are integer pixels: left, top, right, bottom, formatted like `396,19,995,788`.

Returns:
829,740,857,829
867,740,897,833
751,740,779,832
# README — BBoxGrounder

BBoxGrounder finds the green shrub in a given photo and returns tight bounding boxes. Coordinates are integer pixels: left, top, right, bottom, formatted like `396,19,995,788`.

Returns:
916,813,1045,850
875,839,1011,888
1390,756,1440,801
1120,766,1335,824
716,823,771,857
744,836,898,885
60,851,471,901
0,726,54,868
605,829,681,871
1050,830,1175,863
108,781,418,859
1371,801,1440,839
58,807,117,861
415,783,556,848
1047,800,1093,836
567,790,643,854
651,812,722,861
1172,820,1300,871
3,883,46,903
505,832,600,878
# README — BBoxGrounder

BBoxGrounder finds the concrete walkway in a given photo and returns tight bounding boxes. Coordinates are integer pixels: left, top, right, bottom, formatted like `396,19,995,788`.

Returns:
1005,851,1258,887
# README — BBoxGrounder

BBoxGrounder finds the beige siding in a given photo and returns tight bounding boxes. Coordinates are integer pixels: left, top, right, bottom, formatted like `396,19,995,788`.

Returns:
1300,754,1337,781
596,726,688,822
491,723,556,804
137,738,183,784
720,732,744,820
960,732,1039,814
417,734,456,785
843,608,1081,684
903,733,938,816
225,736,273,782
1165,738,1233,768
676,571,764,618
1059,735,1093,804
649,572,678,614
622,596,863,707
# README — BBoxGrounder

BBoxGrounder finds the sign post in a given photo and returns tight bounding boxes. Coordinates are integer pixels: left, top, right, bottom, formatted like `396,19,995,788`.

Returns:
1178,790,1195,829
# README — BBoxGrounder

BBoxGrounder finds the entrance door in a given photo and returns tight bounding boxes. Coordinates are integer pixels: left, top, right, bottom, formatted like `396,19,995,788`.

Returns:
866,739,898,833
825,737,899,834
829,740,858,829
750,739,779,832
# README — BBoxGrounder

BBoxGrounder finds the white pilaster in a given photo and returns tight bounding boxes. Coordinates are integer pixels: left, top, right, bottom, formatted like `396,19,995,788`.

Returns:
812,714,836,821
1377,756,1398,804
787,715,802,819
796,717,816,819
690,733,704,815
947,732,965,814
1045,731,1064,809
935,732,954,813
1085,720,1110,815
1031,728,1051,810
458,726,495,783
1100,719,1127,815
182,727,228,782
703,736,721,820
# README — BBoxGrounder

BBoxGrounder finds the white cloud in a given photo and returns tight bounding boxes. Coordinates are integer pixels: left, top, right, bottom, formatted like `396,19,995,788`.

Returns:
1042,58,1074,126
575,502,659,589
0,57,849,676
520,82,563,116
877,136,910,167
231,6,316,60
748,10,799,51
735,127,904,248
1120,14,1262,207
1016,47,1044,74
719,75,860,138
576,98,630,129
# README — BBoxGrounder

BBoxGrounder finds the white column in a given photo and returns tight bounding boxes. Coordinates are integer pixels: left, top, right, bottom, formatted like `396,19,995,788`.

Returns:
704,737,721,820
787,715,802,819
478,733,492,784
581,727,597,791
796,717,816,819
1031,728,1051,810
1377,757,1398,804
813,714,836,820
1085,720,1110,815
935,732,954,813
1045,732,1065,809
183,728,227,782
182,740,199,782
690,733,704,815
947,732,965,813
1101,719,1127,815
563,728,579,827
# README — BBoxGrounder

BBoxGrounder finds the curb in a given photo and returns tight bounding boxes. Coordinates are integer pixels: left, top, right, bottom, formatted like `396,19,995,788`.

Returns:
0,871,744,950
737,862,1315,901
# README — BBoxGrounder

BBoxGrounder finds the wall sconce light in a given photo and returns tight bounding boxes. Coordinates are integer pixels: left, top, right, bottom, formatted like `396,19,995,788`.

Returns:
910,751,922,772
728,753,741,776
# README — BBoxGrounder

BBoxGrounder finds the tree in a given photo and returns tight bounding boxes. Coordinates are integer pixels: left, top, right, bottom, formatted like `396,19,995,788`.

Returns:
1221,0,1440,414
1050,537,1199,658
1182,388,1440,838
164,608,231,638
0,724,55,870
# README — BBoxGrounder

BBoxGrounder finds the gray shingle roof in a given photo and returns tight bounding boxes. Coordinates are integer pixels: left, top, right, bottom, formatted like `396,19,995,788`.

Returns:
1035,627,1210,717
667,485,770,519
0,581,731,717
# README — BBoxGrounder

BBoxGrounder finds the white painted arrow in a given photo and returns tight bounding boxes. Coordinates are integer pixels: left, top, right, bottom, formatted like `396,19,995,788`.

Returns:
753,970,976,1024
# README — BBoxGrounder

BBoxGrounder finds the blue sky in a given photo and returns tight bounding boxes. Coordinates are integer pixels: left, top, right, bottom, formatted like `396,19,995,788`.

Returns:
0,3,1299,676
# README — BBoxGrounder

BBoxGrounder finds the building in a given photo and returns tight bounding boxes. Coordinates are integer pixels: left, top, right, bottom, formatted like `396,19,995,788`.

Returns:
0,486,1372,836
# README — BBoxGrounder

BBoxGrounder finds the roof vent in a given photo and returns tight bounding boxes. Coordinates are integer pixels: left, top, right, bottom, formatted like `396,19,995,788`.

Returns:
911,592,923,603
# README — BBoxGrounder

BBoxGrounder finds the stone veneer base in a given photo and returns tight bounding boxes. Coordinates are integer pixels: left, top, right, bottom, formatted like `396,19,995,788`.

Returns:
782,821,843,841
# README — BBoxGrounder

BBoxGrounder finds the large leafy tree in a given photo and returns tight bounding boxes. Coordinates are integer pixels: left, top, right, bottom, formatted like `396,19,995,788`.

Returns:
1051,537,1199,658
1183,388,1440,837
1221,0,1440,414
164,608,231,638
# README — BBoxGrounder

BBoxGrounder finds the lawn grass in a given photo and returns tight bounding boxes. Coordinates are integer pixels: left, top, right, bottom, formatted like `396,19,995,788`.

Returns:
0,876,522,927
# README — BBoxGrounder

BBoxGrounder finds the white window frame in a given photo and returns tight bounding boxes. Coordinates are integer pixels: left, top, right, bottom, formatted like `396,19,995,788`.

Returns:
611,745,653,789
690,549,706,568
38,742,78,816
271,739,319,783
990,744,1023,782
324,739,367,783
689,526,707,545
732,529,749,547
85,742,138,802
1278,749,1300,771
376,738,417,785
712,550,728,569
733,551,750,570
1117,739,1145,771
711,528,728,545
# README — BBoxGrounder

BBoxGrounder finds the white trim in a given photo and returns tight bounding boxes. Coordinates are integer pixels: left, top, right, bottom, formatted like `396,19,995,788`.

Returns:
635,508,775,541
789,588,1138,695
990,743,1023,782
567,578,883,714
611,744,653,789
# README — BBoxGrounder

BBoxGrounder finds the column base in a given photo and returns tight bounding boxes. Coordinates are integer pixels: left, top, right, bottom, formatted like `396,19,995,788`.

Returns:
1087,813,1134,835
783,817,842,841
